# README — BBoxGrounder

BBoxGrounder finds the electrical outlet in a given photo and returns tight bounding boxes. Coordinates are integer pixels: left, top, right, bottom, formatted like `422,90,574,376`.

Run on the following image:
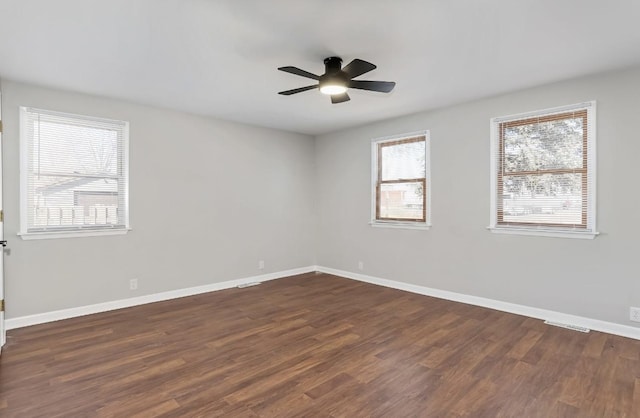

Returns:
358,261,364,270
129,278,138,290
258,260,265,270
630,307,640,323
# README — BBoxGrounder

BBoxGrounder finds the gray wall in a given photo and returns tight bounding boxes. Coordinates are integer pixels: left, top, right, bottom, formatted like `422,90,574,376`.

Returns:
315,66,640,327
4,66,640,328
2,80,316,318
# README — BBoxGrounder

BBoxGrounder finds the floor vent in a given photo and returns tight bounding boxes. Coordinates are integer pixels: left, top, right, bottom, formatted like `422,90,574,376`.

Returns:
237,282,262,289
544,320,590,333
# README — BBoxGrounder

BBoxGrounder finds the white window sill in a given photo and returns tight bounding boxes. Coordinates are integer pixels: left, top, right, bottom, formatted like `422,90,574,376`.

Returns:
18,228,131,240
370,221,431,231
487,226,598,240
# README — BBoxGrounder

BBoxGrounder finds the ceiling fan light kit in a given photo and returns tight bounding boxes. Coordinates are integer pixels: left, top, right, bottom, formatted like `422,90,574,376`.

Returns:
319,84,347,95
278,56,396,104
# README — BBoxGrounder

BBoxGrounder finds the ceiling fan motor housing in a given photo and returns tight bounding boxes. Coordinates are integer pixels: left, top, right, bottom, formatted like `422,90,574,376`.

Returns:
320,57,348,88
323,57,343,73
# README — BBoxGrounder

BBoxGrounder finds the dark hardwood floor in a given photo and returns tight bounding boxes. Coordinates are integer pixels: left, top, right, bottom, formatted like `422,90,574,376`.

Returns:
1,272,639,417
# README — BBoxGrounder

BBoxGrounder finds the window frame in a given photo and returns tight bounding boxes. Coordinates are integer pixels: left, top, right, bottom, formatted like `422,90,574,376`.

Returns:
371,131,431,230
19,107,130,240
489,101,597,239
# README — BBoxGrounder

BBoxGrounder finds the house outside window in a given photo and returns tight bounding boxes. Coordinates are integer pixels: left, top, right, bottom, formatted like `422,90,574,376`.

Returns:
489,102,597,239
371,131,430,229
19,107,129,239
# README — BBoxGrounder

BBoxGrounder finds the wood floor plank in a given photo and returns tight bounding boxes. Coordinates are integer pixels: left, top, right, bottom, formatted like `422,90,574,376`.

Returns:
506,329,543,360
1,272,639,417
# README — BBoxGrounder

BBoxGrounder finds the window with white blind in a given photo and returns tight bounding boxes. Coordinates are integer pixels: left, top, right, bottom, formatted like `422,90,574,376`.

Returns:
371,132,430,229
489,102,597,239
19,107,129,239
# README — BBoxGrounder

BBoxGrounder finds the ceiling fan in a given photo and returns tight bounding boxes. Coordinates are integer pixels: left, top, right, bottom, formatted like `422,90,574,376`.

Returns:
278,57,396,104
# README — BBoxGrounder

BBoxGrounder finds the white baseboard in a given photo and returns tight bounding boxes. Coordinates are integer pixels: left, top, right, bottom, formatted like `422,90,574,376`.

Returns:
5,266,317,330
8,265,639,341
316,266,640,341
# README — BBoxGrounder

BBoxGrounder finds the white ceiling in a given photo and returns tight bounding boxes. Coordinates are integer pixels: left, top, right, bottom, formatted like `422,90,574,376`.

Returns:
1,0,639,135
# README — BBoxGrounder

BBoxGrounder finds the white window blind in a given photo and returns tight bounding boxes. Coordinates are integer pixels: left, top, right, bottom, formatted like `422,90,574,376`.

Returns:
20,107,129,237
372,132,430,226
489,102,596,238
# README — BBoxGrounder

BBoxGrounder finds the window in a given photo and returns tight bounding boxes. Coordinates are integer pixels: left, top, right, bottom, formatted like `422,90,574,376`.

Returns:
20,107,129,239
489,102,597,239
371,132,430,228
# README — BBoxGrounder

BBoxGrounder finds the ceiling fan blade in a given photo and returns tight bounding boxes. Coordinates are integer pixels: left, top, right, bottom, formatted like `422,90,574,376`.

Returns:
278,85,318,95
342,59,376,79
348,80,396,93
278,66,320,80
331,92,350,104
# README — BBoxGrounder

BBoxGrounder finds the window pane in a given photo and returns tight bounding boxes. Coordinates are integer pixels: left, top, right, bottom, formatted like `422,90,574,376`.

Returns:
22,107,128,234
381,140,425,181
379,182,424,220
503,116,584,172
501,173,583,225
